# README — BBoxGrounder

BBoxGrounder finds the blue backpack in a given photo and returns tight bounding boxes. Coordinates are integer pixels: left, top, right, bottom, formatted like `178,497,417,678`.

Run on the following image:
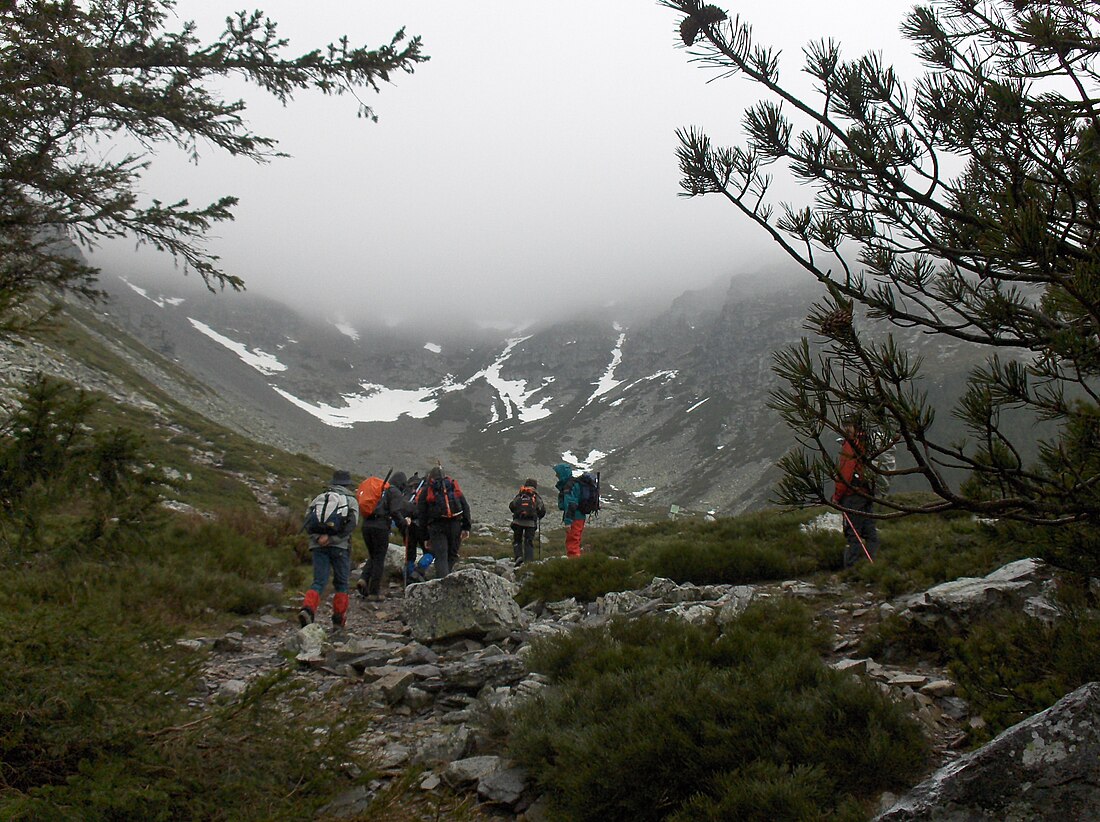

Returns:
303,490,351,535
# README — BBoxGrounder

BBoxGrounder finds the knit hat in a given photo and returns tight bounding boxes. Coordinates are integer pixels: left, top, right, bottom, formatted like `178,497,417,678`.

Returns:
331,469,353,488
524,478,538,488
390,471,408,490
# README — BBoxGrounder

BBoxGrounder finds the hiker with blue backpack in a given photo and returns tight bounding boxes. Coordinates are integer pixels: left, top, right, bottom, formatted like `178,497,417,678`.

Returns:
415,466,471,578
554,463,599,558
404,472,435,583
299,469,359,628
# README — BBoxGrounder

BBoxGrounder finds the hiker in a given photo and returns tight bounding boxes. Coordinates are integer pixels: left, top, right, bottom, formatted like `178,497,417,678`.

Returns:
509,477,546,567
554,463,586,558
359,471,407,601
404,472,434,583
833,415,880,567
415,466,470,578
299,469,359,628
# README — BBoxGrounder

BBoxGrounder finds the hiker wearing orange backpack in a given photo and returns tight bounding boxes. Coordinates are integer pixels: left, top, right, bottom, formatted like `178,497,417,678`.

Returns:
415,466,471,578
357,471,407,601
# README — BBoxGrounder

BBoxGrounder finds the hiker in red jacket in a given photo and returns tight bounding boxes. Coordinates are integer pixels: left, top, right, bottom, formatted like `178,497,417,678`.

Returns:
833,415,880,567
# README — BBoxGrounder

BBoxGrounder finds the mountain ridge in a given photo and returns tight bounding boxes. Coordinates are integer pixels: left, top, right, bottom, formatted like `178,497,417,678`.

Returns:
5,261,1000,526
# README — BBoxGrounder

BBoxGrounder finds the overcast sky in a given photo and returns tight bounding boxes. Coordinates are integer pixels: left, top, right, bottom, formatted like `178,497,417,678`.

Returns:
92,0,916,328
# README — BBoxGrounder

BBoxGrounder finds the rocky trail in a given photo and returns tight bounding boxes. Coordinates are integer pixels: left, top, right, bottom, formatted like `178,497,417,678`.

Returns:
181,549,1066,819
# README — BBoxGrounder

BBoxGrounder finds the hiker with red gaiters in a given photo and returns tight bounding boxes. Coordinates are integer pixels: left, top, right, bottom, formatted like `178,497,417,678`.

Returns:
299,469,359,629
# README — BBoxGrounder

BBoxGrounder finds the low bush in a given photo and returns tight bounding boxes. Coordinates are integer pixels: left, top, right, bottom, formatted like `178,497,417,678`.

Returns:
851,514,1022,598
0,544,378,819
518,511,842,603
517,553,644,605
947,581,1100,742
509,601,927,821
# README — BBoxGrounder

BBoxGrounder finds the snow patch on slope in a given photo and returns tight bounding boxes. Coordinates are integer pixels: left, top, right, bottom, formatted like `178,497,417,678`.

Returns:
562,450,611,471
188,318,286,376
272,383,439,427
120,277,185,308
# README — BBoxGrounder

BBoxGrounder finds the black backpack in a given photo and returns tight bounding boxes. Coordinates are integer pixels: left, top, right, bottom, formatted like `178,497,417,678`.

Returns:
512,486,539,520
563,472,600,516
576,472,600,515
421,475,464,519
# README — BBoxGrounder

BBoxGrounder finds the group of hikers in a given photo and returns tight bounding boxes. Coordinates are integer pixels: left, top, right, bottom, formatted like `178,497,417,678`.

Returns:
298,413,881,630
297,462,599,629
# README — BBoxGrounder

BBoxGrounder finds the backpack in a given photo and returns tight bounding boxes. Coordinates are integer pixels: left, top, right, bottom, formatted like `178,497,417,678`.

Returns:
356,475,390,517
421,475,464,519
512,486,539,520
574,472,600,516
303,490,351,535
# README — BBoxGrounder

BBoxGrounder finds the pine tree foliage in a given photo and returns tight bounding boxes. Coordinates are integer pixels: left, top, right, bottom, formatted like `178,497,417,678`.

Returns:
662,0,1100,537
0,0,426,338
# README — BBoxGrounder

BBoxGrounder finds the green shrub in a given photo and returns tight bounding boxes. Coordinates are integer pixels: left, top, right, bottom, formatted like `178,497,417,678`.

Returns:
859,614,947,666
516,554,645,605
841,512,1029,599
509,601,926,821
0,375,162,558
948,583,1100,741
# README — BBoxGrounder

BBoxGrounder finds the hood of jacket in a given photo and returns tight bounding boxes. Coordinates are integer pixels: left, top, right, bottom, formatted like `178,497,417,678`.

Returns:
553,463,574,485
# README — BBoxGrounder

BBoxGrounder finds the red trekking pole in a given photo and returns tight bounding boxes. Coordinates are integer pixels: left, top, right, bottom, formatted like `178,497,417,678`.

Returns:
841,510,875,564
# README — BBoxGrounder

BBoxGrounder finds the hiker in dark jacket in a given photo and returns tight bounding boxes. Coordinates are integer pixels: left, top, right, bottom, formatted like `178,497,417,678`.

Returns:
833,416,880,567
415,466,471,578
300,469,359,628
509,478,546,567
554,462,585,558
359,471,407,601
403,472,433,582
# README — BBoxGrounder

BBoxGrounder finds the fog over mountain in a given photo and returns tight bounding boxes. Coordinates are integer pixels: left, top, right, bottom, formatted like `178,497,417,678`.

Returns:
85,0,916,327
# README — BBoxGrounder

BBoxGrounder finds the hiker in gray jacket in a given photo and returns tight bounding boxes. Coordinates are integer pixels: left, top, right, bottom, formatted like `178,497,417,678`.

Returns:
299,470,359,628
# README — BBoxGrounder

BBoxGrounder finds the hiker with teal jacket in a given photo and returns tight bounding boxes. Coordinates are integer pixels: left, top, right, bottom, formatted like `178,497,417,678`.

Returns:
554,463,585,558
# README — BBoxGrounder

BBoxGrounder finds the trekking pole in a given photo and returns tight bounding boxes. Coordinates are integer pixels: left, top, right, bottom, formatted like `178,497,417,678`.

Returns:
841,510,875,564
402,526,410,596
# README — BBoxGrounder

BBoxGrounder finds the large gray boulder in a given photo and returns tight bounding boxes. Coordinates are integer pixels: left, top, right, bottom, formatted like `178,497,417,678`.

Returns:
403,569,525,643
875,681,1100,821
354,543,407,581
900,558,1054,631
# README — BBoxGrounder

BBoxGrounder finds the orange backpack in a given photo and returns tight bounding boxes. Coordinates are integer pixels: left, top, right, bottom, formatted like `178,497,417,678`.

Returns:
356,475,390,517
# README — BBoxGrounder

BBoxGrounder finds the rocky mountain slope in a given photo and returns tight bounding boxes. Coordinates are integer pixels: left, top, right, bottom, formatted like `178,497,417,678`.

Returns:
61,263,996,528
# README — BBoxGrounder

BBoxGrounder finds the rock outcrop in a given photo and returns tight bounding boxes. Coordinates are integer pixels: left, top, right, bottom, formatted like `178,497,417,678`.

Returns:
899,558,1057,631
403,569,526,643
875,682,1100,821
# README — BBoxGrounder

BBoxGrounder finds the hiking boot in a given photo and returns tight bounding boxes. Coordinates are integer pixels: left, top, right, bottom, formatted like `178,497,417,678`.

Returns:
297,607,315,627
332,611,347,628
